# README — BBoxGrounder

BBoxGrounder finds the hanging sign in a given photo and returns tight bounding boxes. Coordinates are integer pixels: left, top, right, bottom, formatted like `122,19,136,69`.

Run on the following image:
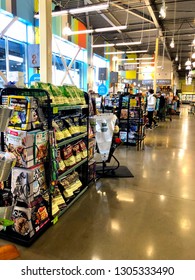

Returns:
98,83,108,96
94,113,117,161
29,73,40,84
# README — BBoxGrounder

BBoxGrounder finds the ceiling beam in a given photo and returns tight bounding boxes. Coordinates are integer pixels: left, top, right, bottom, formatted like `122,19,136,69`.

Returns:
111,2,154,25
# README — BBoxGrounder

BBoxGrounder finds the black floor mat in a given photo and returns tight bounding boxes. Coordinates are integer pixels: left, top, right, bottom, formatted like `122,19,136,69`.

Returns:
96,166,134,178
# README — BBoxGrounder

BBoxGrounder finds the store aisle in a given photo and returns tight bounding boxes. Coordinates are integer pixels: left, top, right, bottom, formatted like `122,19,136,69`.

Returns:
1,105,195,260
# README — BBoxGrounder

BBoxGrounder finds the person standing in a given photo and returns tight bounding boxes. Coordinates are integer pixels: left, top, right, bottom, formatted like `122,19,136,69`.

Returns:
147,89,158,129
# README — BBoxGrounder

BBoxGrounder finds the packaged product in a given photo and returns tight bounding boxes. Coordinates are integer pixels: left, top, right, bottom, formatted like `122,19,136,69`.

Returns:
11,206,34,237
31,196,49,232
50,84,69,105
63,117,78,136
62,145,76,167
33,82,55,104
60,86,76,105
71,115,81,134
78,140,87,158
11,163,47,205
79,115,87,133
5,128,34,168
32,130,48,164
56,148,66,174
72,142,82,163
8,95,31,130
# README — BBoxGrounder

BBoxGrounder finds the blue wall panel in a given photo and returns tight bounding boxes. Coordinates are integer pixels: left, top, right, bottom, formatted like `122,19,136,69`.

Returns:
0,0,6,10
16,0,34,24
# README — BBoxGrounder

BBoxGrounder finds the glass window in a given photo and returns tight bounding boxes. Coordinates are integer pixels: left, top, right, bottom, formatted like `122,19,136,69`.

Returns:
8,40,26,84
0,38,6,87
52,53,84,89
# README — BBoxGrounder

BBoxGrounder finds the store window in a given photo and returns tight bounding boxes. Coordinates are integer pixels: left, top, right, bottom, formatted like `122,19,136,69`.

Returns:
0,38,6,87
8,40,26,84
52,53,84,90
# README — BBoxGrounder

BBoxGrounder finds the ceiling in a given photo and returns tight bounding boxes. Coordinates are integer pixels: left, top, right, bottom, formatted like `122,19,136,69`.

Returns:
53,0,195,78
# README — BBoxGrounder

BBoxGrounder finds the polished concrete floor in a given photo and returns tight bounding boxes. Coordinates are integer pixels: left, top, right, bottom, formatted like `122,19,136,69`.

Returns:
1,105,195,260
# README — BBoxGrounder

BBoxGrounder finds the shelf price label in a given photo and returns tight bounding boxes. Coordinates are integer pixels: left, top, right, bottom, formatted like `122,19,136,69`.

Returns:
53,107,59,114
52,215,59,225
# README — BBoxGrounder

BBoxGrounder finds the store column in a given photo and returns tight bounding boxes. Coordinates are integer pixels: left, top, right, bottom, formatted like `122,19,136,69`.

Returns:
39,0,52,83
153,36,159,94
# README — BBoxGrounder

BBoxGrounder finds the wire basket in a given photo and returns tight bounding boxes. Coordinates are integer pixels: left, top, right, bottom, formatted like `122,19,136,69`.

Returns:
0,153,15,181
0,106,13,132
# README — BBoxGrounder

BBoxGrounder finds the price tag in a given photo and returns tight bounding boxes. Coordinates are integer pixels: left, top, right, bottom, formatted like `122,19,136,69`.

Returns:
52,215,58,225
53,107,58,114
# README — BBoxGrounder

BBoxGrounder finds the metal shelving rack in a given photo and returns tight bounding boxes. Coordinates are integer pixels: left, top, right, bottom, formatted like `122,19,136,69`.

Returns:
0,87,89,246
118,93,145,150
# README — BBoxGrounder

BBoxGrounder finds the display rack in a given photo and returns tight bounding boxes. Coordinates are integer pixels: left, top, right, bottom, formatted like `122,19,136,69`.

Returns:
0,86,89,246
118,93,145,150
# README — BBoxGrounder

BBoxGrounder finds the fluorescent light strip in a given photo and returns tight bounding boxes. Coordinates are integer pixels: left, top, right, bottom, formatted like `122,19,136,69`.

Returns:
137,66,154,69
95,25,127,33
34,3,108,19
105,51,125,55
92,43,114,48
69,3,109,14
136,57,153,60
141,62,154,65
117,58,135,61
124,62,139,65
116,41,141,46
69,30,94,35
34,9,68,19
126,50,148,54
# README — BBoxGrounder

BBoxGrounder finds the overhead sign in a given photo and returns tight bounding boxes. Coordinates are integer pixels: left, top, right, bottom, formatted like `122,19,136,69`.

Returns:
98,83,108,96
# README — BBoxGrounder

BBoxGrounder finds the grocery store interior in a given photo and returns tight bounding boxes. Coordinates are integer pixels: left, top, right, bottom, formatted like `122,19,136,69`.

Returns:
1,0,195,260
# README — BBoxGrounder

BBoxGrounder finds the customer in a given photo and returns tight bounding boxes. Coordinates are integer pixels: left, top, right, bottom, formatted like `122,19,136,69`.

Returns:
158,92,166,121
147,89,158,129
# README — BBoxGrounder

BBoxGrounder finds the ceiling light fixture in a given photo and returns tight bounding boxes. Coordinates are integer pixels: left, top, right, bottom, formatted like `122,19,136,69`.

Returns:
185,58,191,66
136,57,153,60
104,51,125,55
192,62,195,68
186,65,191,70
112,56,118,61
34,2,109,19
92,43,114,48
68,29,94,35
192,52,195,59
124,62,139,65
115,41,141,46
62,23,72,35
192,37,195,46
170,37,175,48
178,64,181,70
126,50,148,54
159,0,167,19
95,25,127,33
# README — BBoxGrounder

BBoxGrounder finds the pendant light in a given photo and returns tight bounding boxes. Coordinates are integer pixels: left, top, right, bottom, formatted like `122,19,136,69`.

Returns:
170,37,175,48
170,0,176,49
159,0,167,19
185,58,191,66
